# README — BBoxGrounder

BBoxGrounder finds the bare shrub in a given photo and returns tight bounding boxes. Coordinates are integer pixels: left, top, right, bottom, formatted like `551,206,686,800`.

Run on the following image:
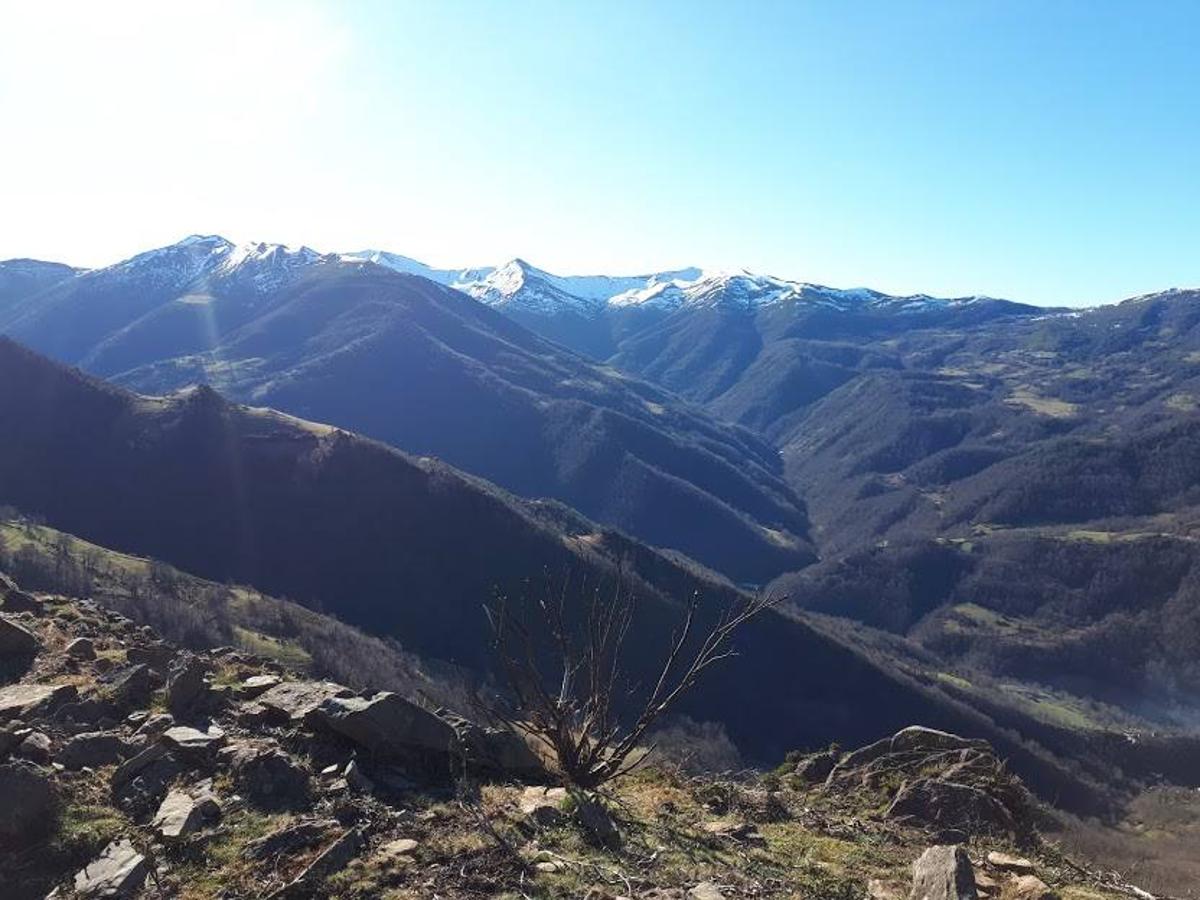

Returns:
485,573,780,789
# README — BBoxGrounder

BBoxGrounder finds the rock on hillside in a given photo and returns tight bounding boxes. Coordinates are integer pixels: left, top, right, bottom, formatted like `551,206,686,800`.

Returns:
0,573,1164,900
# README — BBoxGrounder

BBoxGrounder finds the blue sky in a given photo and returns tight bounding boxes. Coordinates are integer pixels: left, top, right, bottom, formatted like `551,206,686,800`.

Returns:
1,0,1197,306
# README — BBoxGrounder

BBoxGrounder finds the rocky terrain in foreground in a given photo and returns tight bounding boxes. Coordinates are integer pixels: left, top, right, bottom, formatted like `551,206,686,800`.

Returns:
0,573,1170,899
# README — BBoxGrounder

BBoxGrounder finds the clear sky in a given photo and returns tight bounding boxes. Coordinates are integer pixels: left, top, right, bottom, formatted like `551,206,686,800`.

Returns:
1,0,1197,306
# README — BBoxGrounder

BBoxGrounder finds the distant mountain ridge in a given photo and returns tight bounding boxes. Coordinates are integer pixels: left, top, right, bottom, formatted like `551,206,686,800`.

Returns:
0,237,814,583
342,247,1003,316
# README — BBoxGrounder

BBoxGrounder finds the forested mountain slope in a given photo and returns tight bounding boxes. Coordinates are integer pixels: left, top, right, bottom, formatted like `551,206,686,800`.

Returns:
0,239,812,583
0,336,1073,775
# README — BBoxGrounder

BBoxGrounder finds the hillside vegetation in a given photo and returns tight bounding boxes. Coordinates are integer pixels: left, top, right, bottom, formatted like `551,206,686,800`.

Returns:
0,573,1178,899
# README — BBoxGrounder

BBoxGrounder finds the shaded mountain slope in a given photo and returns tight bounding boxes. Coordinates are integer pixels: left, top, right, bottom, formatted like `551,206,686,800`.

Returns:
0,239,813,583
0,337,1042,767
0,258,79,319
772,523,1200,731
777,290,1200,554
609,294,1046,429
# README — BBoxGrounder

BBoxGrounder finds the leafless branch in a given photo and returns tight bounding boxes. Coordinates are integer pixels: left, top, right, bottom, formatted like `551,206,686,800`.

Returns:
484,571,782,789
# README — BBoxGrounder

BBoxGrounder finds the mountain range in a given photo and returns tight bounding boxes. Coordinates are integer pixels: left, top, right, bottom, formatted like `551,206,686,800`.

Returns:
0,334,1113,788
0,239,814,584
5,235,1200,791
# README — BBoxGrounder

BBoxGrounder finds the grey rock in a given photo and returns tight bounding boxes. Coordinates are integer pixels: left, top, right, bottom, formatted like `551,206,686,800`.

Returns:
110,743,183,813
891,727,990,755
794,750,838,784
240,673,282,697
442,712,545,778
112,742,170,788
0,760,58,842
377,837,419,857
236,700,270,726
73,838,149,898
101,664,161,709
134,712,175,739
0,682,76,722
343,758,374,793
161,724,226,753
575,793,621,848
166,654,209,715
909,845,977,900
0,722,23,758
1005,875,1056,900
888,778,1015,837
309,691,456,758
126,644,175,671
246,818,336,860
218,740,311,806
985,851,1035,874
0,586,43,615
61,732,135,770
54,698,119,730
152,787,219,841
519,785,568,828
688,883,726,900
15,729,52,763
258,680,353,723
0,614,40,658
66,637,97,660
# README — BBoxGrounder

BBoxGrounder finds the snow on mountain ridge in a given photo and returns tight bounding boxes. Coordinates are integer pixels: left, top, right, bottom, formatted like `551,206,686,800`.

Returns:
95,235,333,295
66,236,1001,316
338,243,1007,315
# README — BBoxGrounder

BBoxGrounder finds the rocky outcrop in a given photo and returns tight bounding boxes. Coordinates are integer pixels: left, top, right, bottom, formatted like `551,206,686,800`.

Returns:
309,691,457,759
110,742,184,814
240,673,281,697
0,571,1152,900
887,778,1018,837
257,680,354,723
16,728,52,763
793,749,838,784
826,727,1036,842
100,664,162,710
247,818,338,861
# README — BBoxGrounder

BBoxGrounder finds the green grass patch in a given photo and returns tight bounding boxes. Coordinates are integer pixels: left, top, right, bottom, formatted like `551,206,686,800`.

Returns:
232,625,313,667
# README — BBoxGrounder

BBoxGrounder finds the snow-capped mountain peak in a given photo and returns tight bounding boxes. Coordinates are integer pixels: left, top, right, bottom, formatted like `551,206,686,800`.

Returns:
107,237,997,319
98,236,330,295
339,250,496,291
